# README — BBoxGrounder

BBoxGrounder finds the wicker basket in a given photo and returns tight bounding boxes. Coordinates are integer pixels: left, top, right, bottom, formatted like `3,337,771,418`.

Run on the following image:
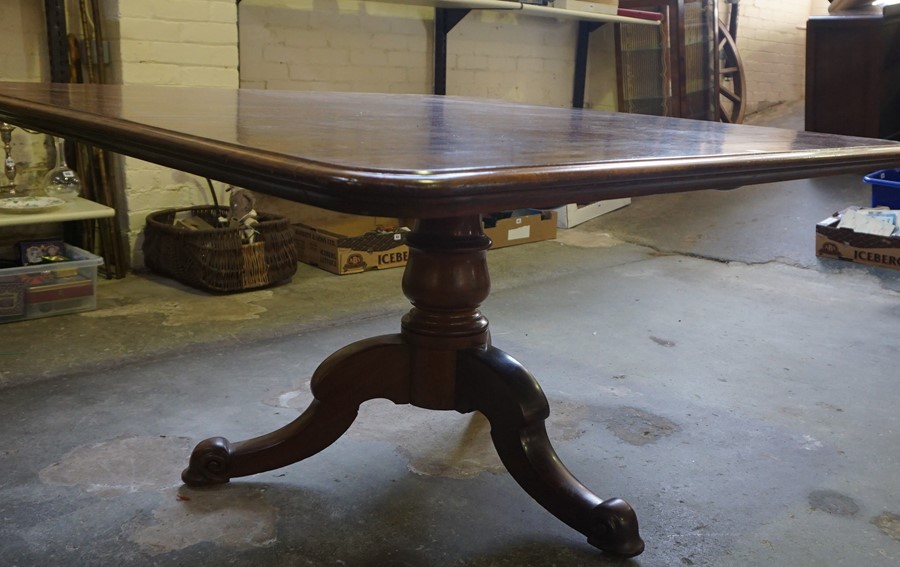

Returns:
142,206,297,293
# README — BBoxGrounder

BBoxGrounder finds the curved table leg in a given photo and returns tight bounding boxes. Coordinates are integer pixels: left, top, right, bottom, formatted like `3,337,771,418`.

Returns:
456,346,644,557
182,334,411,486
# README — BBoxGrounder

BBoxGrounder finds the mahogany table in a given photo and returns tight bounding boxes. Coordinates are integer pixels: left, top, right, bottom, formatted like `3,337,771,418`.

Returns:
3,82,900,557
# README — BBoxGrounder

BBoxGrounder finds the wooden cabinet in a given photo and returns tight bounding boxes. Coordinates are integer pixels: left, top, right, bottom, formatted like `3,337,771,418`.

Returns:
805,8,900,140
616,0,719,121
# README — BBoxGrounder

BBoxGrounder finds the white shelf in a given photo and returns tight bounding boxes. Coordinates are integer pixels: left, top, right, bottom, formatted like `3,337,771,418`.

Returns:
374,0,660,25
0,197,115,228
519,3,656,25
374,0,521,10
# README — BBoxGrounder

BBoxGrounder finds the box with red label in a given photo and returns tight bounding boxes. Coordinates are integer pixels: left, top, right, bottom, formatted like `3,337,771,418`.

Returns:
294,209,558,276
815,213,900,271
293,215,410,275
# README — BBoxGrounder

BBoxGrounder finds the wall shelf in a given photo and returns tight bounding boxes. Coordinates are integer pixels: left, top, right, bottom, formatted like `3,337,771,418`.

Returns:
0,197,115,228
378,1,660,26
372,0,660,105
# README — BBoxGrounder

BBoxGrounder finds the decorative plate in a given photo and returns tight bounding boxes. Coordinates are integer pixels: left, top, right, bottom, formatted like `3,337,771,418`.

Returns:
0,196,66,214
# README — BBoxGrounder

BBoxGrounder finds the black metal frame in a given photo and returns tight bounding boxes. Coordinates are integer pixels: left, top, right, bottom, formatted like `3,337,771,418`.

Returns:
44,0,70,83
433,8,606,108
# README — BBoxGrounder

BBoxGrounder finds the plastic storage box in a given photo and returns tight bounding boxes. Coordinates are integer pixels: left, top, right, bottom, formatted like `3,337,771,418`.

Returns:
0,244,103,323
863,169,900,209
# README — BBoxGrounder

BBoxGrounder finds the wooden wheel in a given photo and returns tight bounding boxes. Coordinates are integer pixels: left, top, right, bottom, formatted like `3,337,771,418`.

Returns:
717,20,746,124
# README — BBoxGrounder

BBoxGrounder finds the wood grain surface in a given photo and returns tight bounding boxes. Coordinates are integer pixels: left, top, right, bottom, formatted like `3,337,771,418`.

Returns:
2,82,899,217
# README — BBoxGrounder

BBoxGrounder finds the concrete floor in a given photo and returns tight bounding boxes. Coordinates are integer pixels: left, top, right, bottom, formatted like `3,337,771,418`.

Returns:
2,105,899,566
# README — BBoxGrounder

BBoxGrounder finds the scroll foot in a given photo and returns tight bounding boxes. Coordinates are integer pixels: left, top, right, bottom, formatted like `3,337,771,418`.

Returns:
182,436,233,486
587,498,644,557
456,346,644,557
182,335,411,486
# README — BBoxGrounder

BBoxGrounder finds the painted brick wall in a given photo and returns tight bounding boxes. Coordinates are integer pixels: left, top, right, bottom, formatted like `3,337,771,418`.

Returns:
113,0,239,86
104,0,240,259
722,0,816,114
242,1,822,117
808,0,830,16
1,0,47,81
241,1,433,95
239,1,615,110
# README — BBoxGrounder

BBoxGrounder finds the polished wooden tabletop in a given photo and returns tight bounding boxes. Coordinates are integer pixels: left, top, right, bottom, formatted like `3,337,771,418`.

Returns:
2,82,900,217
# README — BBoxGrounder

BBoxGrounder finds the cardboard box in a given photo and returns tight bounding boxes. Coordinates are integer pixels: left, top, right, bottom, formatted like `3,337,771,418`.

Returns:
815,215,900,271
549,198,630,228
294,209,558,275
294,216,409,275
483,210,557,248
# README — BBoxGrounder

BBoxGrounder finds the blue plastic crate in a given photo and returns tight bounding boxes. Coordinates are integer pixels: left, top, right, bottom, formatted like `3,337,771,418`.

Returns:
863,169,900,209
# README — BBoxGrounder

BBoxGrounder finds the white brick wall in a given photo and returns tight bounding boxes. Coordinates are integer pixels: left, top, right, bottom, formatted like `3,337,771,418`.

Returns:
721,0,814,114
808,0,830,16
240,2,433,94
106,0,240,258
1,0,47,82
446,11,582,106
239,2,608,108
242,1,820,115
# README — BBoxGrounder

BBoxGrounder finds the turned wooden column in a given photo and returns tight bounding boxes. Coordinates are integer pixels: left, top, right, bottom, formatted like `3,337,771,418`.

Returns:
400,215,492,410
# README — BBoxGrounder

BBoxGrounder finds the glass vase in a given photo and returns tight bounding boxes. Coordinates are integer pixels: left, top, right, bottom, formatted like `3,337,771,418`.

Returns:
43,138,81,201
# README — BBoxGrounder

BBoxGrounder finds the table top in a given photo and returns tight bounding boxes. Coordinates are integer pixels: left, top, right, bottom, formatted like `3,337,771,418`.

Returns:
2,82,900,218
0,195,115,227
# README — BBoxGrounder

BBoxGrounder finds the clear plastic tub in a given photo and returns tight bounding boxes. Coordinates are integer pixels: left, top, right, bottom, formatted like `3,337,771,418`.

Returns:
0,244,103,323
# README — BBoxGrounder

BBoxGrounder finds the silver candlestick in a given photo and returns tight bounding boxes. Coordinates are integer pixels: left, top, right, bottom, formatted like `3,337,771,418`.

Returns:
1,122,17,193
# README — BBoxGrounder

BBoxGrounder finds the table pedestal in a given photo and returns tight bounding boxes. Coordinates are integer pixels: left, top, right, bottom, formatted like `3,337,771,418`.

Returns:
182,215,644,557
